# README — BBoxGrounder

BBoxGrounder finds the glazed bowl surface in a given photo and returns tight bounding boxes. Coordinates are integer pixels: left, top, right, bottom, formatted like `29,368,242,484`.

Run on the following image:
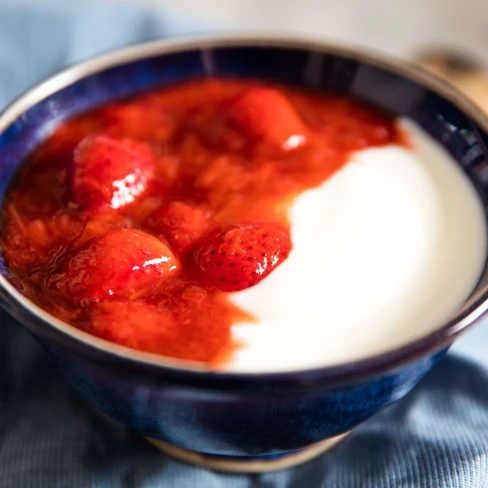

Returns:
1,35,488,462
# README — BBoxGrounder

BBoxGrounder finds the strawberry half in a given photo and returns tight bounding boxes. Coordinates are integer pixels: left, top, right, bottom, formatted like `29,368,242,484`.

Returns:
146,201,213,254
72,134,155,213
50,228,179,302
195,223,292,292
228,87,308,150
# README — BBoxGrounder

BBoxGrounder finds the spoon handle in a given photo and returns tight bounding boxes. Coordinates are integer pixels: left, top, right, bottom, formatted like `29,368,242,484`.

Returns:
414,51,488,113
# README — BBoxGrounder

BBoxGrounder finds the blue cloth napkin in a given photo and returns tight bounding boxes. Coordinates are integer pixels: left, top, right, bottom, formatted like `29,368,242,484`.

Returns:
1,2,488,486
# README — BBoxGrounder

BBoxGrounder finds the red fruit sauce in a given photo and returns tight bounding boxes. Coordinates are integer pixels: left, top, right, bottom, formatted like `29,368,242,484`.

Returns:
0,78,402,365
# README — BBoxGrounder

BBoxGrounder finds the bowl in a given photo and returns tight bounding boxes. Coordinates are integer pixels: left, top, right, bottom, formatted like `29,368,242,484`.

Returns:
1,35,488,473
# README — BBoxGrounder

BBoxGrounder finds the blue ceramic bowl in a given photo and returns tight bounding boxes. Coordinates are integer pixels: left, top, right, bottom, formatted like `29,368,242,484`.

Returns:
1,35,488,472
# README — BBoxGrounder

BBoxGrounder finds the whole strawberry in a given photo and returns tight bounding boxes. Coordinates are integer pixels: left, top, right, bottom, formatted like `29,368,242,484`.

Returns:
49,228,179,302
195,223,292,292
72,134,155,213
228,87,308,150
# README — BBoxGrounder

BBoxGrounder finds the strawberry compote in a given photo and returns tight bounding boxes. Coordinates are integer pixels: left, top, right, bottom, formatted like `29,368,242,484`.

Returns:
0,78,400,365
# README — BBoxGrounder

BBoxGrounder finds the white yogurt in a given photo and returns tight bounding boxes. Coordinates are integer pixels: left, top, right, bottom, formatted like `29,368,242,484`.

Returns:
226,119,487,372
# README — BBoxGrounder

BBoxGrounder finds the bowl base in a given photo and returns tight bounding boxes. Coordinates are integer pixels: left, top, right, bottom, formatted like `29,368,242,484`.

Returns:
145,432,349,473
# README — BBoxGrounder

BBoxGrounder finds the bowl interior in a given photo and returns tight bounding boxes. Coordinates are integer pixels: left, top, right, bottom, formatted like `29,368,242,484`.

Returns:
1,38,488,378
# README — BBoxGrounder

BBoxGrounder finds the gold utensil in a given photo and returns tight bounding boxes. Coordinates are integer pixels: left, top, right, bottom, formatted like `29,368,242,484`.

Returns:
414,49,488,113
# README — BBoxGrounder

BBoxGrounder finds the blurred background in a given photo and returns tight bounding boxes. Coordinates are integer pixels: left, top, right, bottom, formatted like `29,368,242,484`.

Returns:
132,0,488,65
12,0,487,62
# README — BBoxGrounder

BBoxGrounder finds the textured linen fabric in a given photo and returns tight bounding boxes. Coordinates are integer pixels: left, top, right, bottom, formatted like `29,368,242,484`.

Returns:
1,2,488,486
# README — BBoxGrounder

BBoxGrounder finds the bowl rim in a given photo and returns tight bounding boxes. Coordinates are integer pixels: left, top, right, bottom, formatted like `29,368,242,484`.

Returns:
1,33,488,384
